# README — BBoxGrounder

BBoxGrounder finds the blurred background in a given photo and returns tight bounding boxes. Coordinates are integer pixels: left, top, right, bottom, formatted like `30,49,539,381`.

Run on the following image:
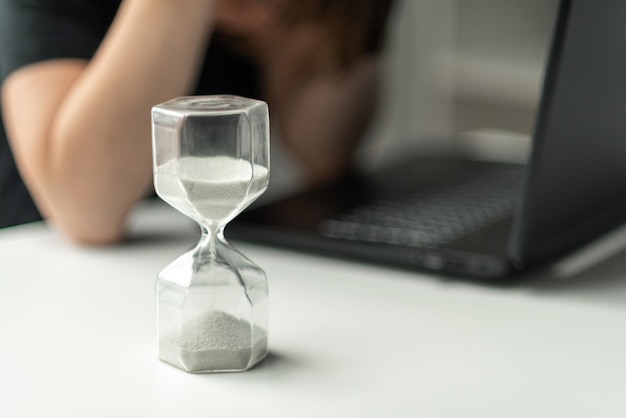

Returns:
357,0,561,170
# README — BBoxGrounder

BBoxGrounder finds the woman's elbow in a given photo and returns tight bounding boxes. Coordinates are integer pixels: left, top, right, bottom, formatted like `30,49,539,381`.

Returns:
65,226,126,246
44,200,129,246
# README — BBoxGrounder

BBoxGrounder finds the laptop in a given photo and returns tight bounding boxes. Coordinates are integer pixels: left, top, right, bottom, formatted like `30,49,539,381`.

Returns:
227,0,626,280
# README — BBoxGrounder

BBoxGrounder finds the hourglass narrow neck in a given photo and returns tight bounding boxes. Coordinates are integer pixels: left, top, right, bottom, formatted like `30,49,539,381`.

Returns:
199,224,225,244
187,223,222,264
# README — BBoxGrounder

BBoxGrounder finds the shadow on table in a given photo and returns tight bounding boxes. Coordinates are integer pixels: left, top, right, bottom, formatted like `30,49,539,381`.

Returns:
515,227,626,307
124,228,199,247
419,223,626,308
250,351,298,373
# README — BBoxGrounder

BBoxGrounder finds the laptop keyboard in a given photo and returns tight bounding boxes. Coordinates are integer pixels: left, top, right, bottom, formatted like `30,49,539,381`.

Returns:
318,163,525,248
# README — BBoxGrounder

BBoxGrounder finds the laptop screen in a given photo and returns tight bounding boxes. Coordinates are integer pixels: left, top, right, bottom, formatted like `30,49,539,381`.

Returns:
512,0,626,265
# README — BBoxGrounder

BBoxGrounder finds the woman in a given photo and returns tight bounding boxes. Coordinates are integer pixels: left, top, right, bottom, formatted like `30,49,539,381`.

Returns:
0,0,394,243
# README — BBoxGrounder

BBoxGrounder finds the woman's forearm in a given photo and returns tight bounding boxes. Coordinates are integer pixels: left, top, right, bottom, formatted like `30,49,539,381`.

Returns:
4,0,216,243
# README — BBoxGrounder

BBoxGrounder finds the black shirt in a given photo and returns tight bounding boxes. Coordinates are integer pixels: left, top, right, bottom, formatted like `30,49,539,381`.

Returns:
0,0,261,228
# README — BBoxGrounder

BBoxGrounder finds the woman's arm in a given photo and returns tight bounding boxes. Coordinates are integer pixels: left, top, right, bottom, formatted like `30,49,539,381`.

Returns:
1,0,215,244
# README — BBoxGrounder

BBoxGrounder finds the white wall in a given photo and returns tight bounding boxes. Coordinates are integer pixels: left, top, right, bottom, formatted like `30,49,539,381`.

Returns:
357,0,457,170
358,0,560,169
452,0,559,132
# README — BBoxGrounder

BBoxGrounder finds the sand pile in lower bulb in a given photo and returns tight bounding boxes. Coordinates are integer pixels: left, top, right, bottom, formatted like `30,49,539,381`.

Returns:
159,310,267,372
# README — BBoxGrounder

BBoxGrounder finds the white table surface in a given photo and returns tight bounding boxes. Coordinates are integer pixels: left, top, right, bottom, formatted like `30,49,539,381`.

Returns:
2,200,626,418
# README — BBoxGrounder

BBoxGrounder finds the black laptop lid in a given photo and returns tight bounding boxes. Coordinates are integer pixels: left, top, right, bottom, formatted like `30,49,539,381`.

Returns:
511,0,626,266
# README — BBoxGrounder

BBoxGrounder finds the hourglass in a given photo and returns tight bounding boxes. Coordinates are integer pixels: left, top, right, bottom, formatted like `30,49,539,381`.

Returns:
151,95,269,373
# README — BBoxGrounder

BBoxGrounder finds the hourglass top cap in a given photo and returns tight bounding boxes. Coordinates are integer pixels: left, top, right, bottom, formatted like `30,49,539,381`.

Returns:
154,95,268,117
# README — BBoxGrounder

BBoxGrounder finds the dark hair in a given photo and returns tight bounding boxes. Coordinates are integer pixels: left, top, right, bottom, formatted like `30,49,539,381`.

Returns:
215,0,395,77
280,0,395,69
